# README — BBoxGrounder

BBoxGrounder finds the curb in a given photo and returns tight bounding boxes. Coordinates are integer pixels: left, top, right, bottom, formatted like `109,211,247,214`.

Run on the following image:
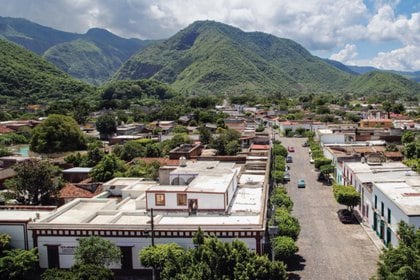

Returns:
354,213,384,253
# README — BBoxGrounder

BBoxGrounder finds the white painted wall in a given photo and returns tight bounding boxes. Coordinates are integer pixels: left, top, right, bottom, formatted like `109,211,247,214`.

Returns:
0,224,26,249
372,186,419,247
37,235,257,269
320,134,345,145
147,192,225,210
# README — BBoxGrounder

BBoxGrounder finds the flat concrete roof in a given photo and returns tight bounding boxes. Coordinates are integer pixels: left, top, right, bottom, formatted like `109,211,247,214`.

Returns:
375,182,420,216
0,210,51,222
188,172,235,193
158,215,260,226
63,167,92,173
231,187,262,213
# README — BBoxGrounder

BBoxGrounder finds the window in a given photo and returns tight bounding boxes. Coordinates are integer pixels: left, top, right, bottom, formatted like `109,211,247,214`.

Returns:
177,193,187,206
374,195,377,209
387,208,391,224
155,193,165,206
381,202,384,216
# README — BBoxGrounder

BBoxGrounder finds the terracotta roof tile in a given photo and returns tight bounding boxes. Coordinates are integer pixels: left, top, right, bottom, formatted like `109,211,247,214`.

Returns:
59,183,103,199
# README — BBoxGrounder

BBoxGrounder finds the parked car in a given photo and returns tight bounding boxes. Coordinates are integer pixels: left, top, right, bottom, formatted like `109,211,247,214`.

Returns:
288,146,295,152
310,157,314,164
283,172,290,182
337,209,356,224
302,142,308,147
286,155,293,163
297,179,305,188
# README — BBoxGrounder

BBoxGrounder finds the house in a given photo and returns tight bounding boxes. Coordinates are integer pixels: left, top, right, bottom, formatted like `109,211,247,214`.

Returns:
359,119,393,128
28,153,270,270
169,144,202,160
62,167,92,183
0,168,16,189
59,183,103,204
342,161,420,245
0,206,55,249
372,180,420,246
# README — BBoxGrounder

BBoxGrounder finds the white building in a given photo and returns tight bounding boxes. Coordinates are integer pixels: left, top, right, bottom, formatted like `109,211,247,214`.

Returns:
372,181,420,246
343,161,420,245
28,155,270,270
0,206,54,249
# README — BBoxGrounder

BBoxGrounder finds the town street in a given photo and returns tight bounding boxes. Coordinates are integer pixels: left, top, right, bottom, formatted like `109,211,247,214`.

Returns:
277,136,379,280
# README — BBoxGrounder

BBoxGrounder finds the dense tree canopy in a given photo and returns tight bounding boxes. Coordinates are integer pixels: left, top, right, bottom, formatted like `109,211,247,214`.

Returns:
74,236,121,267
333,184,360,212
30,114,86,154
5,159,62,205
90,154,127,182
95,112,117,140
139,232,287,280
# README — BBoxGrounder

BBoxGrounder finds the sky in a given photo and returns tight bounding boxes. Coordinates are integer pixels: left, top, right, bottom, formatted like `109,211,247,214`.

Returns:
0,0,419,71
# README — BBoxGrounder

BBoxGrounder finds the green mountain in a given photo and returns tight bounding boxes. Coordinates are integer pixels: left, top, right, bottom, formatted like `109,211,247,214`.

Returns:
0,39,95,106
347,65,420,83
115,21,353,95
0,17,150,85
43,28,151,85
345,71,420,98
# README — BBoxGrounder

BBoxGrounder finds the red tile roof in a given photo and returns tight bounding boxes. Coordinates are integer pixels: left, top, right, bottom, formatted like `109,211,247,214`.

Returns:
251,144,270,150
0,126,14,134
59,183,103,199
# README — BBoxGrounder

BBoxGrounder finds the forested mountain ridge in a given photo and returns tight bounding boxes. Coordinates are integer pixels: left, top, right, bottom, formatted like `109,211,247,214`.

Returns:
0,39,95,106
115,20,354,95
0,16,150,85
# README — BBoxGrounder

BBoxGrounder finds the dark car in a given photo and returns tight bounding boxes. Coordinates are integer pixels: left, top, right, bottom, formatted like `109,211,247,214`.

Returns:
286,155,293,163
337,209,356,224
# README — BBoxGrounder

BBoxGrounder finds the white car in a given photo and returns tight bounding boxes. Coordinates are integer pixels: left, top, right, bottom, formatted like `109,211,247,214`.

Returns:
309,157,314,164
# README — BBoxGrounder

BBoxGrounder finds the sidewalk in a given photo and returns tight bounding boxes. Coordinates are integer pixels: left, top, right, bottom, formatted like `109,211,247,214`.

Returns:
354,211,385,252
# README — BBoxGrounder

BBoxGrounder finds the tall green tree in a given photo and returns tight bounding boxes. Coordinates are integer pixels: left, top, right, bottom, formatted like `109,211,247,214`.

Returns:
30,114,86,154
5,159,62,205
96,112,117,140
74,236,121,267
90,154,127,182
333,184,361,212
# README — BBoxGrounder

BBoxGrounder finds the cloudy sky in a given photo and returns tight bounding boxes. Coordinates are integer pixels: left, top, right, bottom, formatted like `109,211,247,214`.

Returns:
1,0,419,71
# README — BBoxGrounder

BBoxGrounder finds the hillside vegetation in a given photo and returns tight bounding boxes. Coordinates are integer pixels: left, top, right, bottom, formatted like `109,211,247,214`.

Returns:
345,72,420,99
115,21,353,95
0,17,149,85
0,39,95,106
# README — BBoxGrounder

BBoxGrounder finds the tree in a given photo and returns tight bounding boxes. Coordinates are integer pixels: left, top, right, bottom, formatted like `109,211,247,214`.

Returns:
314,158,332,169
374,221,420,280
271,208,300,240
139,232,287,280
30,114,86,154
272,236,298,260
0,234,11,254
401,131,416,145
0,248,38,280
198,125,212,145
270,187,293,212
5,159,61,205
140,243,186,279
96,112,117,140
333,184,360,212
382,101,392,119
74,236,121,267
90,154,127,182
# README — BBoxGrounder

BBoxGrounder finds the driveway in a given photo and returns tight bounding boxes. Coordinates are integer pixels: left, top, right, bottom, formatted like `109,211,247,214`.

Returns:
278,136,379,280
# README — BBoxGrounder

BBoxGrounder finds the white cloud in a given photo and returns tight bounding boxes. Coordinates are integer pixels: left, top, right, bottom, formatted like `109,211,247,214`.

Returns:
330,44,358,62
367,5,420,44
0,0,419,70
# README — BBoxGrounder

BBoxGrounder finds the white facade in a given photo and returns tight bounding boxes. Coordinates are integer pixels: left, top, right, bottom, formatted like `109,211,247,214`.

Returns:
317,129,346,145
29,156,270,269
372,182,420,246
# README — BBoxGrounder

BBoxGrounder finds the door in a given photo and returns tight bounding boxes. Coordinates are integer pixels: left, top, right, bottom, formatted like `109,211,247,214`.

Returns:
120,246,133,270
47,245,60,268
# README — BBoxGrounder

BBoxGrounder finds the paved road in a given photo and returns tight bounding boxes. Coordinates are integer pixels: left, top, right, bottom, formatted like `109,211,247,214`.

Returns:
278,136,379,280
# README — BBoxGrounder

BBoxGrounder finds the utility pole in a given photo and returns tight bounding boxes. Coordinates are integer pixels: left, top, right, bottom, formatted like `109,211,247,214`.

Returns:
151,208,155,247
